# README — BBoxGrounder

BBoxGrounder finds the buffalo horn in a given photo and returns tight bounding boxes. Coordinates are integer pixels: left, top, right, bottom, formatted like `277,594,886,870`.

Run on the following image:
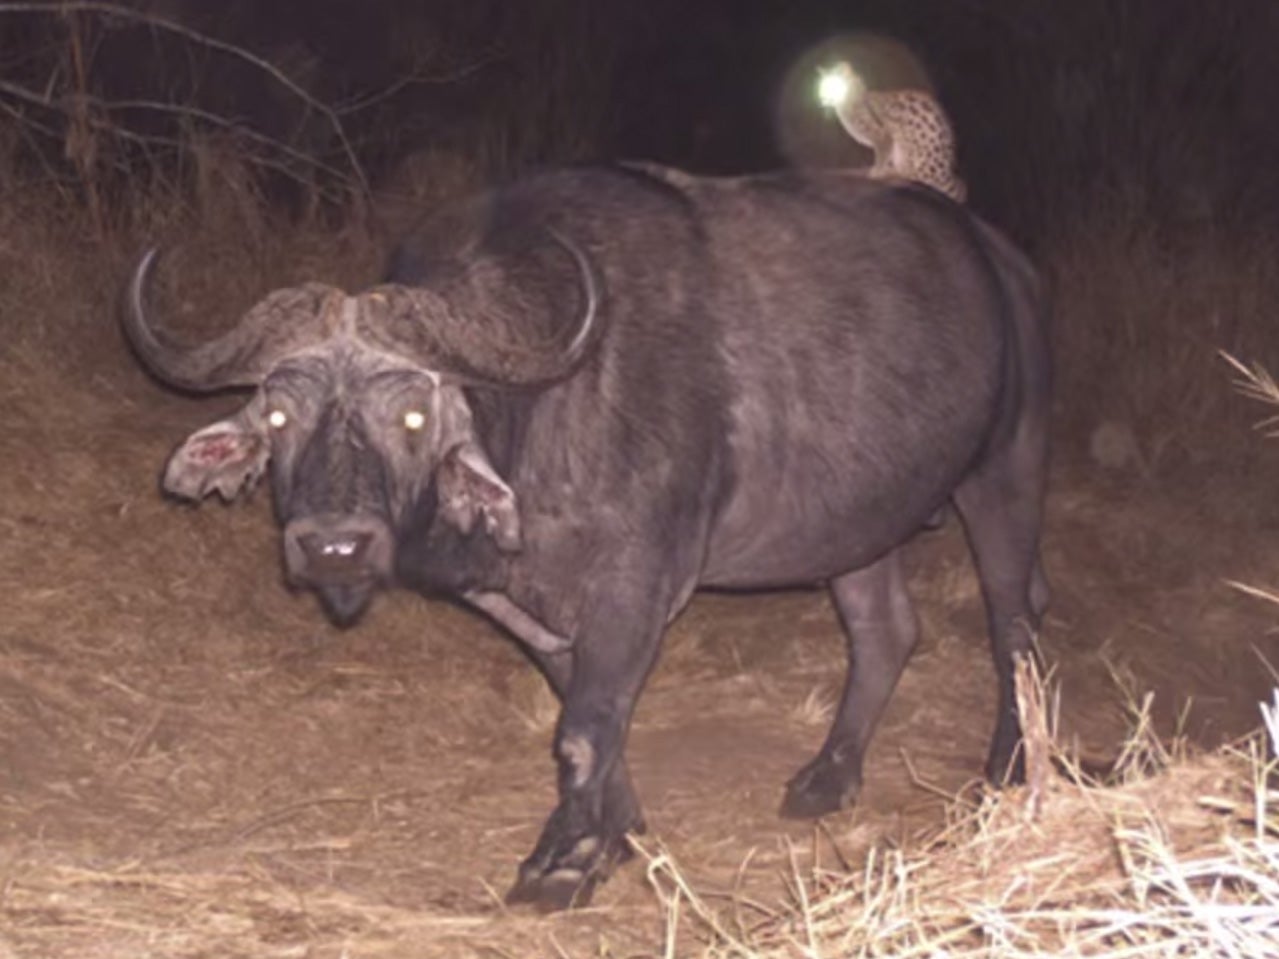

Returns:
123,249,345,391
357,229,601,387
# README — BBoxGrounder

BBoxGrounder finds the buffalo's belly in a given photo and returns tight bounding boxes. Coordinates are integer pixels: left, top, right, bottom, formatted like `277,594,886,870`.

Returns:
698,477,941,587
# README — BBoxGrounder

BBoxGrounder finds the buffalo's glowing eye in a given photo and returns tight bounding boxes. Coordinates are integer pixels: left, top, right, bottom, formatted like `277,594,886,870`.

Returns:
403,410,427,432
267,409,289,429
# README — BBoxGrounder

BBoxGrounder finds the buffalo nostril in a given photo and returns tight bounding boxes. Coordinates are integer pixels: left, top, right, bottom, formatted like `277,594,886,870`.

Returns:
284,515,392,590
320,538,360,559
299,531,373,573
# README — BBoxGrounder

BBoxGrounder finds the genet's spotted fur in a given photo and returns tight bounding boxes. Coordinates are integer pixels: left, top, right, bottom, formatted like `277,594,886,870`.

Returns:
828,61,967,203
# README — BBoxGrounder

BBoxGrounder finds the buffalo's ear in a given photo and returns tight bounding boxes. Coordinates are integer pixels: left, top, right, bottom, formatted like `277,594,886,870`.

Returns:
163,414,269,503
436,442,522,552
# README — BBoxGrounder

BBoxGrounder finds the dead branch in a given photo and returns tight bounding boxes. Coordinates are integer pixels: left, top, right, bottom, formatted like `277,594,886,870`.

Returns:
0,0,370,194
0,74,359,199
331,48,501,117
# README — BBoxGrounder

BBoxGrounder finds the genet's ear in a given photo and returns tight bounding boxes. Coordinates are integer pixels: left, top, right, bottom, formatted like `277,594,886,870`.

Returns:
436,442,522,552
163,408,270,503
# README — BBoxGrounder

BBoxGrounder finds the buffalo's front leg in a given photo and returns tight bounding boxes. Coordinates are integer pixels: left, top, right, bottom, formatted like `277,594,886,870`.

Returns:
506,578,667,910
516,642,648,876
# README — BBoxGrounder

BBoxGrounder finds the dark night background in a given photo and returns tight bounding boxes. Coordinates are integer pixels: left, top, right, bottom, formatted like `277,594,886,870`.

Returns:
5,0,1279,242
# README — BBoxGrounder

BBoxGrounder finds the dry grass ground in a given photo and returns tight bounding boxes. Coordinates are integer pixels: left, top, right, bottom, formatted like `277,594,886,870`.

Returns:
642,720,1278,957
1,175,1277,956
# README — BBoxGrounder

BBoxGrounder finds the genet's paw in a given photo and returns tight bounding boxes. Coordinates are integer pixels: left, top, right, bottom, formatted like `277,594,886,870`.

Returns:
780,755,859,820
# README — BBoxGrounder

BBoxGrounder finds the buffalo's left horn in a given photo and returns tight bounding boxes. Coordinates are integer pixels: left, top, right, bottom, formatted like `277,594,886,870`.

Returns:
123,249,345,391
356,229,602,387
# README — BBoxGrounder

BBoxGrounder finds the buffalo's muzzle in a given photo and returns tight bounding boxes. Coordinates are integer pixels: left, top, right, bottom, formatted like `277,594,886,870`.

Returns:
283,513,393,587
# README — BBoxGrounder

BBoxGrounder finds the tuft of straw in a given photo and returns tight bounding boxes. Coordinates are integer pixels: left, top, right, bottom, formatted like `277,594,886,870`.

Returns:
1220,351,1279,435
639,670,1279,958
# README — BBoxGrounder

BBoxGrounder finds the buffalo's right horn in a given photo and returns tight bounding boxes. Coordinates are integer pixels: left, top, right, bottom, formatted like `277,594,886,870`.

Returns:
356,229,602,387
123,249,346,391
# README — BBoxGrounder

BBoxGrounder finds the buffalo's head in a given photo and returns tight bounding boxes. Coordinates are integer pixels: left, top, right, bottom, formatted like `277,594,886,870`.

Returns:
124,231,600,623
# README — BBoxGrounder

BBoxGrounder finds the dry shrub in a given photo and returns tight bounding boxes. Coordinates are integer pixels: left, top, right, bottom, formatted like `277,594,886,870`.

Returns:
370,144,491,241
0,133,383,398
1044,215,1279,477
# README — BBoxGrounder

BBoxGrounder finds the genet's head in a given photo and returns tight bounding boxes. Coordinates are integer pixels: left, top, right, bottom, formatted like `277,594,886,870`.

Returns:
816,61,866,111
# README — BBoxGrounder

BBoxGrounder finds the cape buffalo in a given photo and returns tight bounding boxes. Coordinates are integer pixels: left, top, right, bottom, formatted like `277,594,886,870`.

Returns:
124,165,1050,909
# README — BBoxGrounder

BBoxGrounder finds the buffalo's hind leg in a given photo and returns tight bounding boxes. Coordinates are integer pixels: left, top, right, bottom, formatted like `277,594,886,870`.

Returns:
952,425,1048,787
782,549,919,819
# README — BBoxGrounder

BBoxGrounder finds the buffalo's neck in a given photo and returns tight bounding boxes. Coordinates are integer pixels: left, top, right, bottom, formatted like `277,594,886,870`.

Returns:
464,385,528,478
393,487,509,596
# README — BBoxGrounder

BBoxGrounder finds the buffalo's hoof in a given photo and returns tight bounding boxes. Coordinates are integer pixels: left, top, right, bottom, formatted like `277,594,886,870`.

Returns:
780,758,858,820
506,866,600,912
505,832,634,911
986,746,1027,788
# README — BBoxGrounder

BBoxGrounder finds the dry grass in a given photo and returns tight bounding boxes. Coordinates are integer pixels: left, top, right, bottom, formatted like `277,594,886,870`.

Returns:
1220,352,1279,437
639,670,1279,959
789,684,838,728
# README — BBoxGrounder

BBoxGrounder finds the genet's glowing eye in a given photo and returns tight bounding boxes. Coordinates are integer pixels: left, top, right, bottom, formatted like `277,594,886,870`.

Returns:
403,410,427,432
817,67,851,108
267,409,288,429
